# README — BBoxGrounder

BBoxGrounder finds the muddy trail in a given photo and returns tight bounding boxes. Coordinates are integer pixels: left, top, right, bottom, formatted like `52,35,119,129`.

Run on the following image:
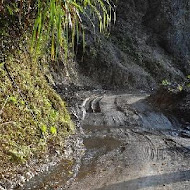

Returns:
21,91,190,190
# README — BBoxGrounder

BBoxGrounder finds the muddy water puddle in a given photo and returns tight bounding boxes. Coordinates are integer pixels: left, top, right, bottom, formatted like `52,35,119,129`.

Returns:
76,136,122,181
17,136,122,190
83,136,121,152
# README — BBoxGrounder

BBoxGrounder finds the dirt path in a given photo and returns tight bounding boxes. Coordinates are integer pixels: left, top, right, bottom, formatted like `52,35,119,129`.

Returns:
19,92,190,190
67,93,190,190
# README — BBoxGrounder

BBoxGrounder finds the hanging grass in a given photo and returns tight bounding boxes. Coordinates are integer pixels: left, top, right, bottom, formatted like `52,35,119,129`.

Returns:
0,0,116,60
31,0,116,60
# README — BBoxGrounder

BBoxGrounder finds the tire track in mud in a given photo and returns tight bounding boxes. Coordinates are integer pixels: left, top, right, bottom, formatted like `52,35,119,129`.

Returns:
69,93,190,190
81,94,187,164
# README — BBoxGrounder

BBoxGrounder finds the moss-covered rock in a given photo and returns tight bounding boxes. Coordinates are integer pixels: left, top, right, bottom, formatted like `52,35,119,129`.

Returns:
0,47,74,175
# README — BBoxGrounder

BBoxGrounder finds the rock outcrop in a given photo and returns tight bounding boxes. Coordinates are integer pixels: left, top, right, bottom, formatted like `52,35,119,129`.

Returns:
149,87,190,124
75,0,190,91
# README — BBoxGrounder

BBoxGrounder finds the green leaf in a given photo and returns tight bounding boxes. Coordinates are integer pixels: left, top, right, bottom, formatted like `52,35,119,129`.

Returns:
0,62,4,68
177,85,183,91
9,96,17,104
50,109,58,120
30,0,116,60
162,80,170,86
40,125,47,133
6,5,14,15
50,126,57,135
20,100,25,106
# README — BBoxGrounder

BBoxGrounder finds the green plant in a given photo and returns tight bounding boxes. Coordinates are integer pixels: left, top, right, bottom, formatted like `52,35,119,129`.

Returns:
0,0,116,59
0,49,74,168
162,79,170,86
177,84,183,91
49,109,58,121
40,124,47,133
9,96,18,104
31,0,116,59
8,145,31,163
1,0,115,60
50,126,57,135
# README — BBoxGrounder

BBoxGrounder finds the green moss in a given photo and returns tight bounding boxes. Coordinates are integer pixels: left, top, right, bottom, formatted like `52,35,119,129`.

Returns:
0,47,74,172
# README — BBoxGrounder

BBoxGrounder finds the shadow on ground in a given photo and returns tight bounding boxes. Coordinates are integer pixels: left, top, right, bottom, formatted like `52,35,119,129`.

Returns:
99,170,190,190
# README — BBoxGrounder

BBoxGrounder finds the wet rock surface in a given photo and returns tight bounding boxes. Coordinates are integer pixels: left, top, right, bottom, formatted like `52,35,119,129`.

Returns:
143,0,190,65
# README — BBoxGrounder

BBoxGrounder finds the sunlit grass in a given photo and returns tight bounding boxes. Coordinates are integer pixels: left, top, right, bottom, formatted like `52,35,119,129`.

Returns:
31,0,116,60
0,46,74,171
0,0,115,60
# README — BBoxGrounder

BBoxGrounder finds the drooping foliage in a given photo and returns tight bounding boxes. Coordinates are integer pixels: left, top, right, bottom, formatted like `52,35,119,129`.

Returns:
0,0,116,169
0,0,116,59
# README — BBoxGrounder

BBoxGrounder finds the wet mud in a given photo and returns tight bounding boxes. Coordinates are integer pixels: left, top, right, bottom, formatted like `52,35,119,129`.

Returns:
20,92,190,190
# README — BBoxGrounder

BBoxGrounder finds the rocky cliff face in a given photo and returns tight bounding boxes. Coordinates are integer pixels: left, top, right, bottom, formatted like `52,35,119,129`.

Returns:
144,0,190,62
75,0,190,91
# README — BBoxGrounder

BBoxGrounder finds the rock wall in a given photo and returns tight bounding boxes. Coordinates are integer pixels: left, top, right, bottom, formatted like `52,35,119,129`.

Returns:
75,0,190,91
144,0,190,61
